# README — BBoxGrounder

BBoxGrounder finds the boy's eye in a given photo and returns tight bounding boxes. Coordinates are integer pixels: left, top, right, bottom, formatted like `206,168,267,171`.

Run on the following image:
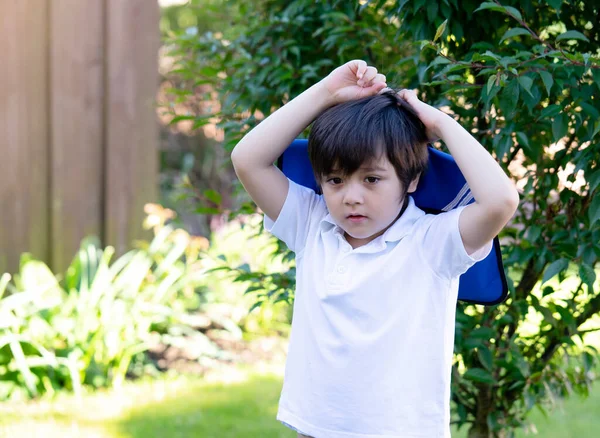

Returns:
365,176,380,184
327,177,343,185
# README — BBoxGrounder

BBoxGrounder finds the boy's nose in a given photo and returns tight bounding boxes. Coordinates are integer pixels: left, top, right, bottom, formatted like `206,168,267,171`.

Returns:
343,185,364,205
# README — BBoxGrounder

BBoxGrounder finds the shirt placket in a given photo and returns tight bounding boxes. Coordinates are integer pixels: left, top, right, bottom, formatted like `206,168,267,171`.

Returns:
327,233,353,292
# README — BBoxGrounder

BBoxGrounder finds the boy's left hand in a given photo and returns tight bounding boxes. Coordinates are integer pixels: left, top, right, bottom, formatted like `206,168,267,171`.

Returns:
396,89,451,142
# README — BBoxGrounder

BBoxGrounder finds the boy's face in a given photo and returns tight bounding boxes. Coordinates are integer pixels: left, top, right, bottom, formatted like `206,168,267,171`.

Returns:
321,155,419,249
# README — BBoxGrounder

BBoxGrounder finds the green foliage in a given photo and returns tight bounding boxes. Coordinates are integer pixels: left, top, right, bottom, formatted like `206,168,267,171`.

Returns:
200,215,294,337
166,0,600,436
164,0,414,152
0,218,218,400
160,0,251,39
406,2,600,434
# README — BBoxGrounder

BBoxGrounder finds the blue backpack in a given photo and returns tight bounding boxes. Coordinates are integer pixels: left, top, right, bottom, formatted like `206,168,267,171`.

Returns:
277,139,508,305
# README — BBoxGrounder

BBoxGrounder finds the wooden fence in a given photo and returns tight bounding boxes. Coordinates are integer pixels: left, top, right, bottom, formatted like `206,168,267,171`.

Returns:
0,0,159,274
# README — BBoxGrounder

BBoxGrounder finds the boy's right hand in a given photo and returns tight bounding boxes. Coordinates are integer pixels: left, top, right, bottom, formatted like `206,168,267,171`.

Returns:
321,60,387,105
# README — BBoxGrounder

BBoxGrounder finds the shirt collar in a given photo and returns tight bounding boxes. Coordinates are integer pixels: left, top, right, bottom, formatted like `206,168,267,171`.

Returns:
319,196,425,243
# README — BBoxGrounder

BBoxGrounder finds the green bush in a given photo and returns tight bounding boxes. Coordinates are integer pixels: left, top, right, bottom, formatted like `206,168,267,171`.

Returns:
0,209,215,400
199,214,294,338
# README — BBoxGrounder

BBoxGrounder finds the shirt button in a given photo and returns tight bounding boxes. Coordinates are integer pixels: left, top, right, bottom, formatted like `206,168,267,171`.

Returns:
337,266,347,274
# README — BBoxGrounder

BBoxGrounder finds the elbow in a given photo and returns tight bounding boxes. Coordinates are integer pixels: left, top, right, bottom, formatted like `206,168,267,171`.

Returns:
230,145,246,174
230,146,241,168
506,188,520,213
496,189,520,221
481,189,519,221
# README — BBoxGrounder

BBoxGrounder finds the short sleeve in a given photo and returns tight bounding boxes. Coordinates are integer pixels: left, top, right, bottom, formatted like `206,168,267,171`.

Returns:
420,205,493,279
263,179,326,254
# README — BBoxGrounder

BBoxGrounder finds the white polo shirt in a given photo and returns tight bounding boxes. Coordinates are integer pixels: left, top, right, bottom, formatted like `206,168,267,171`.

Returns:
265,179,492,438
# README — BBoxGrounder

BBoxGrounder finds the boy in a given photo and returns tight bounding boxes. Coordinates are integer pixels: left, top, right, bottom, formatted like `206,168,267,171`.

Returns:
231,60,519,438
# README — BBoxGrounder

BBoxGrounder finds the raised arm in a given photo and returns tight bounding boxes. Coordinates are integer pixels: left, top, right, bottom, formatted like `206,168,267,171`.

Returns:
231,60,387,221
397,89,519,256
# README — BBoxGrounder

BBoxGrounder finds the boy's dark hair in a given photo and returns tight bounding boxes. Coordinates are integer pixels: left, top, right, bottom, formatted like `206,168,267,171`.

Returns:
308,90,429,196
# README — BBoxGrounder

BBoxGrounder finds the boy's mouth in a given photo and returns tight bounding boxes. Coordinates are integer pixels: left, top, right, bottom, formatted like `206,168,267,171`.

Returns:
347,214,367,223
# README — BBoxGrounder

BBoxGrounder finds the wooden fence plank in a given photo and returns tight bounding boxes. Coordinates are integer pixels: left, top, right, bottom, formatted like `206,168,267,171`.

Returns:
0,0,50,274
50,0,105,273
0,0,159,274
105,0,159,256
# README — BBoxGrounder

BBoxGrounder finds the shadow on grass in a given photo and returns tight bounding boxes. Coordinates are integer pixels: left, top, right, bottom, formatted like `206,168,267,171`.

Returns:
116,372,296,438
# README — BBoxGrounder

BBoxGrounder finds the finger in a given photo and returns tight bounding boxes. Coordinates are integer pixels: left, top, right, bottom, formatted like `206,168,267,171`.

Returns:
358,66,378,87
366,80,388,94
374,73,386,84
378,86,394,94
398,88,418,101
351,60,368,79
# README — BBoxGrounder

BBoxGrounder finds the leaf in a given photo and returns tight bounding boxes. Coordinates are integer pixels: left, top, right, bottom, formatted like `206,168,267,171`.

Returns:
169,114,196,124
539,70,554,96
582,351,596,373
499,56,518,69
434,19,448,42
579,263,596,293
497,135,513,161
477,346,494,371
542,258,569,284
593,69,600,91
473,2,504,13
518,76,534,97
473,2,522,21
429,56,452,68
203,189,222,206
515,131,530,147
9,339,38,396
463,367,497,384
498,78,520,118
591,120,600,140
539,104,562,120
555,305,576,328
237,263,251,273
503,6,523,21
515,356,531,378
0,273,10,300
580,102,600,120
471,327,496,339
587,170,600,194
427,2,439,22
249,300,264,312
500,27,531,42
464,337,485,349
527,225,541,241
420,40,437,52
552,113,568,142
546,0,562,11
589,195,600,225
556,30,589,43
192,117,212,130
487,75,497,95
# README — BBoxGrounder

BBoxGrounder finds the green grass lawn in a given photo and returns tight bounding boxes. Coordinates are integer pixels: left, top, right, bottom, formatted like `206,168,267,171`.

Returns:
1,365,598,438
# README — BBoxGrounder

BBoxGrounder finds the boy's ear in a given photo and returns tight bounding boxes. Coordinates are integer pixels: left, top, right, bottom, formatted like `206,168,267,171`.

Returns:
406,173,421,193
